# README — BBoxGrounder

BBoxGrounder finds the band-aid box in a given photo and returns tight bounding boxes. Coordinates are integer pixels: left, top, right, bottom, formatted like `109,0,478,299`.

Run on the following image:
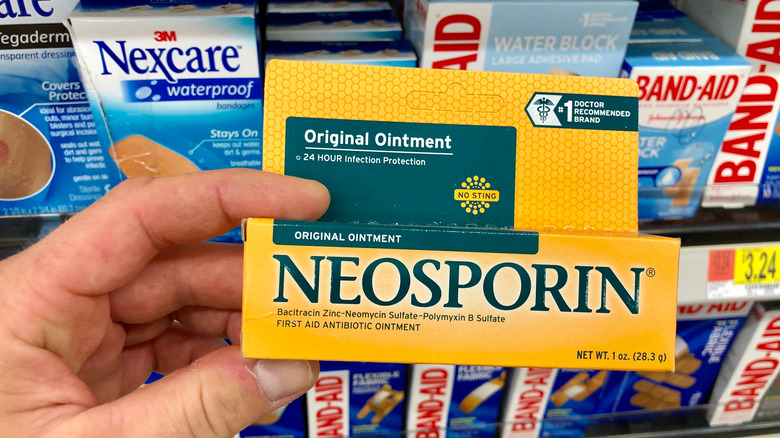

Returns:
264,40,417,67
600,301,749,416
265,10,402,42
676,0,780,207
240,397,305,438
0,0,121,215
500,368,611,438
621,37,752,220
629,15,716,44
752,372,780,422
707,302,780,426
65,1,264,179
267,0,393,13
544,369,611,437
499,368,558,438
403,0,637,77
306,361,406,437
406,364,506,438
243,60,679,370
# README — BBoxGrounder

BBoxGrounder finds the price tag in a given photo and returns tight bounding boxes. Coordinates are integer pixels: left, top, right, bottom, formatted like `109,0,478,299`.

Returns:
707,247,780,300
734,247,780,284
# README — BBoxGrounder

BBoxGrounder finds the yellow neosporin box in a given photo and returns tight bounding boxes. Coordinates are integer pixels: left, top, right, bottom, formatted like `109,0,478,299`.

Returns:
242,219,680,371
263,60,640,233
246,61,679,370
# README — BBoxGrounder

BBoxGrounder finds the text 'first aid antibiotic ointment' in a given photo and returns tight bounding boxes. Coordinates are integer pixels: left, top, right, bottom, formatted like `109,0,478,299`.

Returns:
243,60,681,372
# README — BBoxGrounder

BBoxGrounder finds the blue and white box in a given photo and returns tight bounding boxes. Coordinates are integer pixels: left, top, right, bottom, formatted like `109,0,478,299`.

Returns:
601,301,749,415
621,37,752,220
66,0,264,180
267,0,392,14
407,364,506,438
403,0,638,77
307,361,406,437
630,15,716,44
0,0,120,216
265,10,402,41
264,40,417,67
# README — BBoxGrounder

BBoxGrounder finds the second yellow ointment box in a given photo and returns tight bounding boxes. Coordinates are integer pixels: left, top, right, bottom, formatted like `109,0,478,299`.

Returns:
242,60,680,371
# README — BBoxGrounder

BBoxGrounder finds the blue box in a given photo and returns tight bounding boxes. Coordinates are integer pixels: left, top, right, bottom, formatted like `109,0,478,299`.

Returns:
307,361,407,437
0,0,121,216
240,397,305,438
66,1,264,179
622,37,752,220
264,40,417,67
601,301,750,414
265,10,402,41
407,364,506,438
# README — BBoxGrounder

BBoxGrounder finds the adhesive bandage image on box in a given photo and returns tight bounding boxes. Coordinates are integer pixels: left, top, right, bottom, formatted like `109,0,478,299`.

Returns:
109,135,200,178
550,370,607,407
603,302,749,416
357,384,404,423
460,371,506,414
0,111,54,200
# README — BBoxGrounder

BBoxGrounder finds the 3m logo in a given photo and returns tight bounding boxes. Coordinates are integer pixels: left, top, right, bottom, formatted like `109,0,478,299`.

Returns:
454,175,499,215
154,31,177,42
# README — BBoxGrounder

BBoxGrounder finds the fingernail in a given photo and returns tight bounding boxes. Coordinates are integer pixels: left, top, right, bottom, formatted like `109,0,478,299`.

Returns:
252,359,314,402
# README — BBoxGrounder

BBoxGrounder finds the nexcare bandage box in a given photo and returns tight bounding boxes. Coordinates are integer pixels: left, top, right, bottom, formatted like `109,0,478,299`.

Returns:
242,60,680,371
403,0,638,77
66,1,264,180
240,397,305,438
306,361,406,437
677,0,780,207
406,364,506,438
621,38,752,220
264,40,417,67
0,0,121,215
602,301,749,415
265,10,402,42
707,302,780,426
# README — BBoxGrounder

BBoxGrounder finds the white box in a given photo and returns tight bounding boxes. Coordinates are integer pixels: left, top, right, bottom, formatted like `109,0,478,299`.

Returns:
707,302,780,426
403,0,638,77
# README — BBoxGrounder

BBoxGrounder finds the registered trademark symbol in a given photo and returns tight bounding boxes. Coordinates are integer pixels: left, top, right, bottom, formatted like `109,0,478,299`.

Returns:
646,268,656,277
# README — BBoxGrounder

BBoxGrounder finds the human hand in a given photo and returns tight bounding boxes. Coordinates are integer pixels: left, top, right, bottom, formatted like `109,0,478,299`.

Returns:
0,169,331,437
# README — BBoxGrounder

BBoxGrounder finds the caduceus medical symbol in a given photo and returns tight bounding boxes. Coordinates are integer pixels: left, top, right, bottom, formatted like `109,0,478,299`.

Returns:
534,97,553,122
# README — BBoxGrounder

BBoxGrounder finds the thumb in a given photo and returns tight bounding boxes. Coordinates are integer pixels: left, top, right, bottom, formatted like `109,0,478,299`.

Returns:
63,346,317,438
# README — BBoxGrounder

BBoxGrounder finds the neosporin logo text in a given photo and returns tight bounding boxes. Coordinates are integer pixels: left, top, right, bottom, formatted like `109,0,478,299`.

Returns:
454,175,498,215
272,254,645,314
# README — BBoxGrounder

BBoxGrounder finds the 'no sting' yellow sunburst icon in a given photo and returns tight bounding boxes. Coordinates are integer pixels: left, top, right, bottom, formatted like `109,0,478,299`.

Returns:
454,175,500,215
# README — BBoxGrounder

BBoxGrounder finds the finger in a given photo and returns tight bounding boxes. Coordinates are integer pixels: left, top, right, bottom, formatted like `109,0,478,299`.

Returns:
58,347,318,438
122,307,240,347
109,242,242,325
15,169,330,298
118,324,235,396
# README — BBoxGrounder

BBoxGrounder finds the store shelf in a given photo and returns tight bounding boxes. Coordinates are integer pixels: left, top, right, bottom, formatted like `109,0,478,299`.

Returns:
0,214,70,260
641,204,780,304
584,407,780,438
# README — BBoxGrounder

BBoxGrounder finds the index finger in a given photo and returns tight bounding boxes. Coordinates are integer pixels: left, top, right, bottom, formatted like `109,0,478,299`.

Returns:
14,169,330,296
